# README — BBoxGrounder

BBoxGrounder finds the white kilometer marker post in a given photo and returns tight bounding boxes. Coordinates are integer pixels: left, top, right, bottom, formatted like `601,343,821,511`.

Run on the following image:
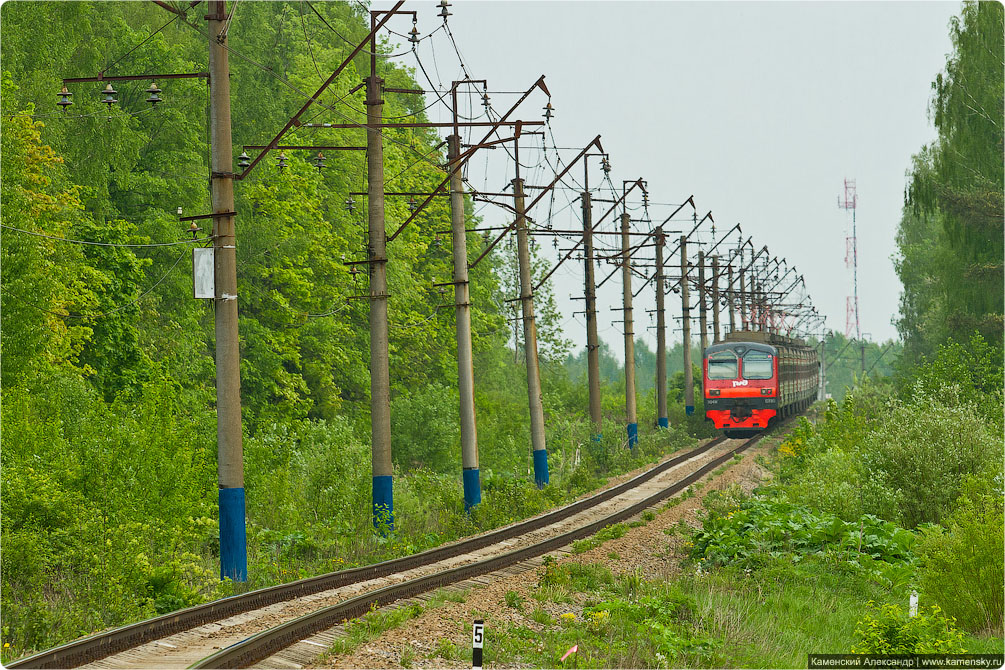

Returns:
472,619,484,669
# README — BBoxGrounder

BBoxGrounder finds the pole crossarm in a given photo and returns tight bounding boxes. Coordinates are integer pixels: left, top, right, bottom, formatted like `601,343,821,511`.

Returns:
243,145,365,151
632,203,711,297
703,222,741,256
865,343,894,375
151,0,202,16
234,0,404,180
63,72,208,84
632,198,699,284
532,177,644,291
469,135,604,269
303,120,544,130
386,75,551,244
596,232,655,290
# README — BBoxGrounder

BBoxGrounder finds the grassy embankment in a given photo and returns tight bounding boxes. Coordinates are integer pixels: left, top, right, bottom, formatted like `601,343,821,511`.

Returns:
403,337,1004,667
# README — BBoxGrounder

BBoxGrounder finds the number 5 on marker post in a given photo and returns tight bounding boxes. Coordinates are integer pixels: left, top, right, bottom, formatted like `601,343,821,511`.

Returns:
472,619,484,669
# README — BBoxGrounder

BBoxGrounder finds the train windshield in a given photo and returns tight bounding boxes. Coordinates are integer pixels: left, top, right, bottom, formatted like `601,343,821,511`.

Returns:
742,351,773,380
707,352,738,379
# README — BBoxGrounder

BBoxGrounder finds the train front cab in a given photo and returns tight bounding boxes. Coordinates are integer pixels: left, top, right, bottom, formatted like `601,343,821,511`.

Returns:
703,342,779,437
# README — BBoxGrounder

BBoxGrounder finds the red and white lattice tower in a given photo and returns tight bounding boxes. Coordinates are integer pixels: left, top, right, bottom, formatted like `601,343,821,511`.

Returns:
837,178,859,340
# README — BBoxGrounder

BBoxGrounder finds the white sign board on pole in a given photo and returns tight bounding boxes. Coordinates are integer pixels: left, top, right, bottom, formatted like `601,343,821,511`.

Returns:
193,247,215,299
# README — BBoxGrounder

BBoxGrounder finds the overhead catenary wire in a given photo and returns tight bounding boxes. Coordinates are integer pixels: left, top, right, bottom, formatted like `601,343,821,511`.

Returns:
172,10,457,182
101,12,181,76
175,1,822,340
1,224,213,248
1,247,187,320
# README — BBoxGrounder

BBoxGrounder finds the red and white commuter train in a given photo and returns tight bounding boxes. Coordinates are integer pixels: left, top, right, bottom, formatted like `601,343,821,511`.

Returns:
703,331,820,438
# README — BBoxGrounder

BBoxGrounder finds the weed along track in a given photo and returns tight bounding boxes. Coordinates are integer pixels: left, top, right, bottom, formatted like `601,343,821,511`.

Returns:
10,437,731,670
194,432,772,669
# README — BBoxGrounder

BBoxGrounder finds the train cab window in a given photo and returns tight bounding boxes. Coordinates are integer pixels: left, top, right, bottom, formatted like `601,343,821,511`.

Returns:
707,352,738,379
742,351,773,380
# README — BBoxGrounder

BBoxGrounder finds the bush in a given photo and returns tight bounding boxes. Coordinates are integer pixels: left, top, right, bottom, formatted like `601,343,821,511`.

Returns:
390,383,459,473
776,387,1000,528
917,473,1004,633
0,372,220,657
898,334,1003,431
852,602,966,653
781,448,866,521
857,393,1000,527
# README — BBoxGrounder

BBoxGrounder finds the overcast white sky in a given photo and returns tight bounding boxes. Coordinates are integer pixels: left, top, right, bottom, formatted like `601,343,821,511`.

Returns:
387,1,959,357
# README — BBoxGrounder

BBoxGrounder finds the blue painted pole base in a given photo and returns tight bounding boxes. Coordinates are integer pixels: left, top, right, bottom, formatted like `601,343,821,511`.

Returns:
658,417,669,428
463,468,481,512
685,405,695,416
627,423,638,449
372,475,394,534
219,487,247,582
533,449,549,489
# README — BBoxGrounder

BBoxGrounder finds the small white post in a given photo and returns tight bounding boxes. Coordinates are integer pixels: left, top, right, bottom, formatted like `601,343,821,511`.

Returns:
472,619,484,669
909,590,918,617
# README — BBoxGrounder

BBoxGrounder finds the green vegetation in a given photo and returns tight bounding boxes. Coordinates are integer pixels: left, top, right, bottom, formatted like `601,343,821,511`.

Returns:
896,2,1003,358
476,563,719,669
681,335,1002,651
691,497,917,570
0,2,704,662
2,0,1000,666
504,590,524,610
571,523,627,555
325,602,425,657
853,603,967,654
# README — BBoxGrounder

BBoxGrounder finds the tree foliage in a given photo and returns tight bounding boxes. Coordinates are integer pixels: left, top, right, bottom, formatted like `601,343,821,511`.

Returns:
897,1,1004,356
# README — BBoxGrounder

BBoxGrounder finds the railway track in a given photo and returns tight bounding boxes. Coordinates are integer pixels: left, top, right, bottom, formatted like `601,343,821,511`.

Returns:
10,435,730,670
194,432,769,669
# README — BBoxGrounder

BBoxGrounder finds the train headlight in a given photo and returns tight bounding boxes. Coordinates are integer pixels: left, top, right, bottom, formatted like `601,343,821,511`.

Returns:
760,388,774,396
709,389,721,396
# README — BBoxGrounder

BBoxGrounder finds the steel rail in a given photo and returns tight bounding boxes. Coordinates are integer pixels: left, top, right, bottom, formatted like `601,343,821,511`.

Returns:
10,436,725,669
193,432,773,669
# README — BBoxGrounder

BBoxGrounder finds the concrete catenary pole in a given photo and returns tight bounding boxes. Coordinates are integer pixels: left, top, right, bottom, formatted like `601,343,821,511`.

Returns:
819,341,827,399
711,255,721,343
447,134,480,511
697,251,708,353
747,269,755,329
209,0,246,582
621,212,638,447
739,266,748,330
654,227,668,428
513,177,548,486
582,191,603,440
727,262,736,334
366,44,393,530
680,236,694,416
756,281,765,332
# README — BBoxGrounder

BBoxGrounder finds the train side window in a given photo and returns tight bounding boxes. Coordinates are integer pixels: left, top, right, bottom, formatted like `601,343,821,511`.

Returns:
708,352,738,379
742,351,773,380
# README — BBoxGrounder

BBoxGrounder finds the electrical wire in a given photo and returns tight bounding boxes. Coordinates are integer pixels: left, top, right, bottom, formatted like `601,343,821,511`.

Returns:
8,105,163,121
174,12,450,179
390,301,445,330
306,0,438,57
443,20,473,82
1,224,212,248
101,12,181,75
1,248,187,320
219,0,239,39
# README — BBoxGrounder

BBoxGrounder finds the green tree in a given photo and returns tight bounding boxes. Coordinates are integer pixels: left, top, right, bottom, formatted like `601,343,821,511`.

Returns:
899,1,1004,352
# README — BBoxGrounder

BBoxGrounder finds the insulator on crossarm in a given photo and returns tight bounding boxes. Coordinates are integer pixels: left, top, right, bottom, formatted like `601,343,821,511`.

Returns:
57,85,73,111
145,82,162,106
